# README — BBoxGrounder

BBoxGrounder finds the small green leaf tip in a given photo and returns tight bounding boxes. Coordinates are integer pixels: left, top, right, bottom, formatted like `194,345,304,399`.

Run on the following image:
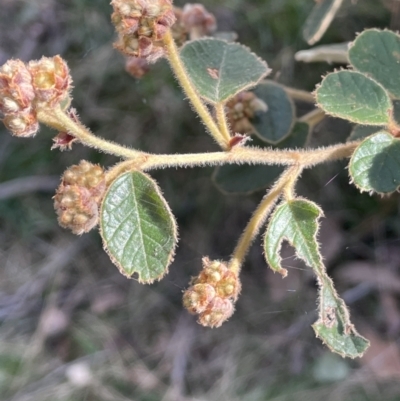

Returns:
180,38,270,104
100,171,178,283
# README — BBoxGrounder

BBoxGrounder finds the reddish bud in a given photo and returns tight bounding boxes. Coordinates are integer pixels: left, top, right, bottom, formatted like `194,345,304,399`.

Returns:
125,56,151,78
51,132,77,151
198,297,234,328
111,0,176,62
181,4,216,40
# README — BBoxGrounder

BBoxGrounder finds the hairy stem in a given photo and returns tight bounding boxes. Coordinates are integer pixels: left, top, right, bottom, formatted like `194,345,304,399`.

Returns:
163,30,229,150
284,87,315,103
283,166,304,200
38,107,142,159
228,165,303,275
106,141,358,176
215,103,232,144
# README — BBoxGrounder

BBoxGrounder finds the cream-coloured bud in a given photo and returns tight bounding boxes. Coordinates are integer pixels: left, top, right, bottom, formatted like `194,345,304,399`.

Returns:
183,283,216,314
28,55,72,106
3,110,39,137
198,297,234,328
1,97,20,114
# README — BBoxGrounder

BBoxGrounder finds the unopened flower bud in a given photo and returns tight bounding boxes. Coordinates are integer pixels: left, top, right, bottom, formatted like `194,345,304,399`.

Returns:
195,258,228,286
0,59,35,114
198,297,234,328
181,4,216,40
125,56,150,78
111,0,176,63
215,270,241,300
28,55,72,107
54,161,106,235
183,257,241,328
226,91,268,134
183,283,216,314
3,109,39,137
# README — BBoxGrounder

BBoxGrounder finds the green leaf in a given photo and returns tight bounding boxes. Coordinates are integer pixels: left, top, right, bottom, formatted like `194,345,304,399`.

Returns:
100,171,177,283
349,29,400,99
264,199,322,277
252,81,295,144
349,131,400,194
180,38,270,104
212,122,309,195
348,125,383,142
264,199,369,358
316,71,392,125
303,0,344,45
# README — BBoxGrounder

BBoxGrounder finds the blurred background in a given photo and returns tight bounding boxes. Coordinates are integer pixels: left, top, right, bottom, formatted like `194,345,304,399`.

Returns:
1,0,400,400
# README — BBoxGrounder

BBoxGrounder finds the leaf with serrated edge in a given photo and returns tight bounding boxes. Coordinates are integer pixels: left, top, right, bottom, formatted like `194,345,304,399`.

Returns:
252,81,295,144
180,38,270,104
264,199,369,358
349,131,400,194
316,71,392,125
303,0,344,45
100,171,177,283
349,29,400,99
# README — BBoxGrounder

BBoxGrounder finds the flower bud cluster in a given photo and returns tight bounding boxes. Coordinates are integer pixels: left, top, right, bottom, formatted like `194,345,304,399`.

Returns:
124,3,216,78
180,3,216,41
111,0,176,63
0,56,72,137
226,91,268,135
54,161,106,235
183,258,241,328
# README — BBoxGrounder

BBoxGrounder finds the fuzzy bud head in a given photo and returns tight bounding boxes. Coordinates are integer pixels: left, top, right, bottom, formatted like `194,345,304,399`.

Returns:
181,4,216,40
183,283,216,314
125,56,150,78
54,184,99,235
54,161,106,235
28,55,72,106
196,258,228,286
111,0,175,62
215,270,241,300
3,110,39,137
0,59,35,114
226,91,268,134
198,297,234,328
183,257,241,328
